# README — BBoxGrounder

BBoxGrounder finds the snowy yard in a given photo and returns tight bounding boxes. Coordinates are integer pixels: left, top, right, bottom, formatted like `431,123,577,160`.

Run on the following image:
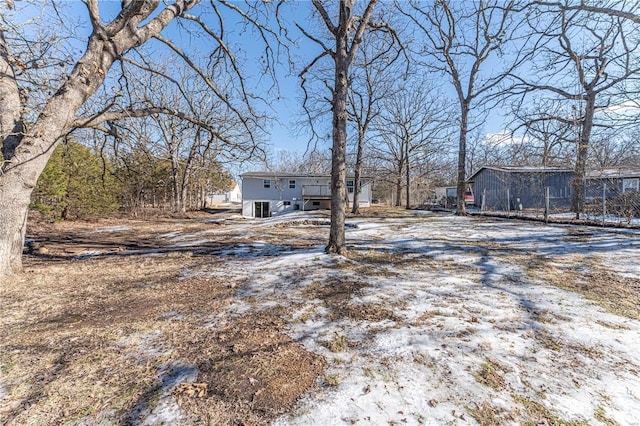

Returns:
1,208,639,425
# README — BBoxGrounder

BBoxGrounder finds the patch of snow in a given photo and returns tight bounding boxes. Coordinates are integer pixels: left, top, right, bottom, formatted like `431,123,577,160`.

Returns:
73,250,103,259
196,214,640,425
88,225,130,233
120,210,640,425
117,330,171,360
157,231,181,239
127,362,199,426
160,311,186,321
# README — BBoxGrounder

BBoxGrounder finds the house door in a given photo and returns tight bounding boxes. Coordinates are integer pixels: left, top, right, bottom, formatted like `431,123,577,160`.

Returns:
255,202,270,218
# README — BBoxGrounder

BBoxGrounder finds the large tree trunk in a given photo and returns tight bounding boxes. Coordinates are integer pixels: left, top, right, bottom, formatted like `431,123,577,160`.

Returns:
0,170,32,278
326,8,350,255
395,170,403,207
171,165,181,212
571,94,595,218
0,29,28,279
0,36,113,278
180,171,189,213
0,1,194,281
456,102,470,216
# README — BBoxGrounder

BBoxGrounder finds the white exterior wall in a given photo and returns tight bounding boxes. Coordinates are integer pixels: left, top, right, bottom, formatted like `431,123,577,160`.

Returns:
241,174,372,217
227,185,242,202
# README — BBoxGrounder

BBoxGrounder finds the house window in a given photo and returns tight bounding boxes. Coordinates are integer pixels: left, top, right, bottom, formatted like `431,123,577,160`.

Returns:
283,201,291,206
347,180,354,193
623,178,639,192
263,179,271,188
289,179,296,189
312,201,320,206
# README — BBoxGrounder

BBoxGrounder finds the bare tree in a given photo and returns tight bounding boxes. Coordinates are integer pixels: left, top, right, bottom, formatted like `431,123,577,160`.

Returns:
0,0,281,279
510,99,577,168
589,129,640,168
300,0,382,254
265,149,331,174
401,0,531,215
347,23,405,214
533,1,640,25
372,81,454,208
512,3,640,216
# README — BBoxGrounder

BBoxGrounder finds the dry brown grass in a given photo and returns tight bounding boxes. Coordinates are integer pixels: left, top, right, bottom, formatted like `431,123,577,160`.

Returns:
526,258,640,321
512,394,590,426
301,277,400,324
0,213,325,425
345,248,405,264
340,303,399,323
473,360,507,391
4,209,638,425
467,401,501,425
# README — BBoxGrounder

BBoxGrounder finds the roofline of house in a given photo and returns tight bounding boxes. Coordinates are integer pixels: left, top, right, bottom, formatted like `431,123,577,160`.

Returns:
240,172,373,180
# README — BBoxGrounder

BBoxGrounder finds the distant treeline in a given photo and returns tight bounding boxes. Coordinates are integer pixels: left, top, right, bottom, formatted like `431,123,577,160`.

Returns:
31,140,231,220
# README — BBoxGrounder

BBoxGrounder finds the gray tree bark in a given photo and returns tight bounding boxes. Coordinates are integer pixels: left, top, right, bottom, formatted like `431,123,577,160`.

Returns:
310,0,379,255
326,3,351,255
351,129,365,214
456,102,470,215
0,0,196,280
404,135,410,209
572,94,595,217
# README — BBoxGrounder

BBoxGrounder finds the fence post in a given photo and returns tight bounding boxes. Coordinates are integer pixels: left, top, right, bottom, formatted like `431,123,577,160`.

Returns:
481,188,486,214
507,188,510,216
602,182,606,227
545,186,550,224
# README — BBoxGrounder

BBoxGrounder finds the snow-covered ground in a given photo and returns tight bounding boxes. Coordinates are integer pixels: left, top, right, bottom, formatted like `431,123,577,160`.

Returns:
164,211,640,424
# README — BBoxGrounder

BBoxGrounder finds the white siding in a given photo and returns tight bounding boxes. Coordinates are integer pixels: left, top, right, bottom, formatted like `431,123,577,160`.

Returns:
241,174,373,217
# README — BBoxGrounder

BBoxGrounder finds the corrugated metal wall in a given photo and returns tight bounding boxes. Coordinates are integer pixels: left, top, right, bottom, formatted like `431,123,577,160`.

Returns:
472,169,573,211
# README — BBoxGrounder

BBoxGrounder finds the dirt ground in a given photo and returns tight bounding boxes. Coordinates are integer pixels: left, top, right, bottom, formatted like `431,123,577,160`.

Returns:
1,207,639,425
1,209,328,425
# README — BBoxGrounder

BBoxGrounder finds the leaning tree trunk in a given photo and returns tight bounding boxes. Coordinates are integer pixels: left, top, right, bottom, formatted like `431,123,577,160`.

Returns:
0,1,195,281
0,36,116,278
456,102,470,216
572,94,595,219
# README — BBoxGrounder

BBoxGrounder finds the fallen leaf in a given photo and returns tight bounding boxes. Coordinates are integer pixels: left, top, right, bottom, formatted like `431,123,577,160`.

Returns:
171,382,208,398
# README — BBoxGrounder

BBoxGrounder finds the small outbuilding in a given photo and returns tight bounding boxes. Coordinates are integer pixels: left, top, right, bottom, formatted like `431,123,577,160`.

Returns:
206,182,241,205
468,166,574,211
585,167,640,199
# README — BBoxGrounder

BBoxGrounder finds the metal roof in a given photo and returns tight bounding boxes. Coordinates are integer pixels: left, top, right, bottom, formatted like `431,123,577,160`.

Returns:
586,167,640,179
468,166,574,181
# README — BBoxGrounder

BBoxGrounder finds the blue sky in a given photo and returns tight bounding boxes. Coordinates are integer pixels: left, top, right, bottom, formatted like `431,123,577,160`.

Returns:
20,1,514,162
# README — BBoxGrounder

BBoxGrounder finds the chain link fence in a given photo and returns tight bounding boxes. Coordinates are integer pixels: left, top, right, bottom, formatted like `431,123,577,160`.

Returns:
582,174,640,226
471,168,640,228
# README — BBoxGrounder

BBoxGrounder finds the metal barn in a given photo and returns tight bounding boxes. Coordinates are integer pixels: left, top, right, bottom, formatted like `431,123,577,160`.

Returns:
468,166,574,211
585,167,640,199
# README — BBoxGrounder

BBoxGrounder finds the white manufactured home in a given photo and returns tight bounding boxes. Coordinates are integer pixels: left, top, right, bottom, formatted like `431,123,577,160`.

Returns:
240,172,373,218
